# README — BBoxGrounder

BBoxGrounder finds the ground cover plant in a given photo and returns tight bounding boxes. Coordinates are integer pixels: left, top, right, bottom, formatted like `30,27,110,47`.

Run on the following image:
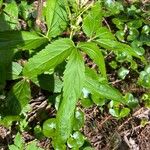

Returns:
0,0,150,149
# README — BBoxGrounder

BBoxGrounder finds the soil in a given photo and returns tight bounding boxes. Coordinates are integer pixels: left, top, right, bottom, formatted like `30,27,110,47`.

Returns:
0,93,150,150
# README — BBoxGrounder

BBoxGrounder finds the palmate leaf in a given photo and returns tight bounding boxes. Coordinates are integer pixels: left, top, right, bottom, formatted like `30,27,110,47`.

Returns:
55,48,85,145
46,0,68,38
0,31,48,50
23,38,74,79
82,1,102,38
2,79,31,115
78,42,107,79
84,68,123,103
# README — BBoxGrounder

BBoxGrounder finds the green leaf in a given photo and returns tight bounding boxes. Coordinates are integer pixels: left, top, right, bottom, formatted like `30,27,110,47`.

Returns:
0,0,3,7
82,2,102,38
80,98,94,108
92,93,106,106
95,37,145,61
84,68,123,103
78,42,107,79
116,30,125,41
0,116,19,127
131,41,145,56
117,67,129,80
46,0,67,38
109,61,118,69
91,27,141,59
127,20,143,29
4,79,31,115
0,0,18,30
34,125,44,139
67,131,85,149
142,25,150,35
7,62,23,80
26,141,44,150
73,109,84,130
124,93,138,109
43,118,56,138
14,133,24,149
55,48,85,144
94,27,115,40
112,18,124,30
9,145,20,150
0,31,48,50
109,108,130,118
0,48,14,90
104,1,124,15
138,71,150,88
23,38,74,79
127,28,139,41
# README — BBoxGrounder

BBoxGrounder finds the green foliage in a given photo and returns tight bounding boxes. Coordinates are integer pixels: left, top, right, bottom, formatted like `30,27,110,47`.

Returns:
117,67,129,80
43,118,56,138
9,133,24,150
55,48,85,144
0,31,48,50
23,38,74,79
3,79,31,115
9,133,44,150
78,42,107,79
138,65,150,88
0,0,150,149
67,131,85,149
82,2,102,38
46,0,68,38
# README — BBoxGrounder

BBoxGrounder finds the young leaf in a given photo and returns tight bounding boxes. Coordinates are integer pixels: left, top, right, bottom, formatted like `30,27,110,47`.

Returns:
78,42,107,79
46,0,68,38
55,48,85,144
4,79,31,115
117,67,129,80
82,2,102,38
84,68,123,103
67,131,85,149
8,145,20,150
43,118,56,138
0,31,48,50
0,0,18,30
26,141,44,150
14,133,24,149
23,38,74,79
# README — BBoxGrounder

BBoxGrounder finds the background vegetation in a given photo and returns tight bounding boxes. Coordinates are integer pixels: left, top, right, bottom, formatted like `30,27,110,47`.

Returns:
0,0,150,149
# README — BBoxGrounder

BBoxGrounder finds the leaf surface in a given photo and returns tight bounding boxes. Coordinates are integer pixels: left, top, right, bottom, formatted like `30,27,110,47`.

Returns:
23,38,74,79
3,79,31,115
46,0,67,37
0,31,48,50
84,68,123,103
82,2,102,38
78,42,107,79
55,48,85,144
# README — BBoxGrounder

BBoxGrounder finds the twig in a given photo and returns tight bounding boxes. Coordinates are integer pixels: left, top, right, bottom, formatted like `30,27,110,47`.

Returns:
117,107,144,131
36,0,43,27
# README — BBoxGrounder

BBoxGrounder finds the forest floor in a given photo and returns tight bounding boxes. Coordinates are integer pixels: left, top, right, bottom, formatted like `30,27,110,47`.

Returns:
0,0,150,150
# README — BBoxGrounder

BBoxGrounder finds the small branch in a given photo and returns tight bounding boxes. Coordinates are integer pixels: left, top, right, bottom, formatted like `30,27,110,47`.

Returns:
103,18,111,31
35,0,43,27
